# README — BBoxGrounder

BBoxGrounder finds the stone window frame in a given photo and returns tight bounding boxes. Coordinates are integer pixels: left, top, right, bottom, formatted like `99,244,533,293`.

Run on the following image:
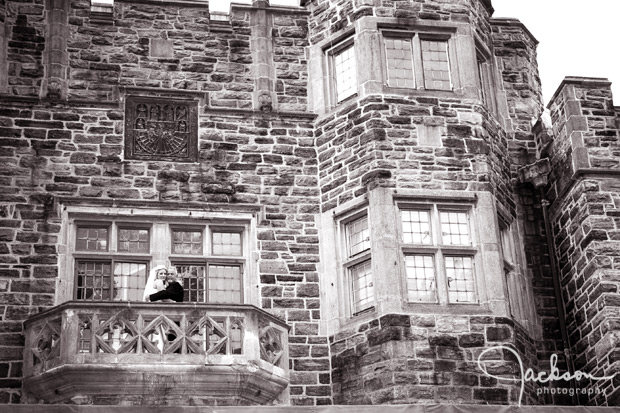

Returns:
320,189,508,335
59,204,256,305
338,208,374,317
499,217,537,333
397,201,479,306
325,36,358,106
379,25,459,95
475,38,500,115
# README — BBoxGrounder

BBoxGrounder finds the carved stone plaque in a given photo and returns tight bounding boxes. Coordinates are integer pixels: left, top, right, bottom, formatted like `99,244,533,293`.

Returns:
124,96,198,161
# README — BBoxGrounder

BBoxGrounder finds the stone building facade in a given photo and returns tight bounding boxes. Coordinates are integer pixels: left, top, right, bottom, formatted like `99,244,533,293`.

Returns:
0,0,619,408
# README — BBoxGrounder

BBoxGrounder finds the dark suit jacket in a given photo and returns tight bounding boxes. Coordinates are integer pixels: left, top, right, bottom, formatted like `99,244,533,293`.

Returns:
149,281,184,302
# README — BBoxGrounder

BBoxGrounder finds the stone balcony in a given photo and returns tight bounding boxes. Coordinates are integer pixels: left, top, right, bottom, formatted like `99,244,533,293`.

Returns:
22,301,290,406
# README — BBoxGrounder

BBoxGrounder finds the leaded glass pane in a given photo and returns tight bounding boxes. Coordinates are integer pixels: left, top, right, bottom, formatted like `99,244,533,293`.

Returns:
118,228,149,253
208,265,242,303
212,232,242,256
172,230,203,254
178,264,206,303
350,260,373,314
76,227,108,251
76,261,112,301
445,256,476,303
405,255,436,302
113,262,147,301
421,40,451,90
346,216,370,257
385,37,415,88
334,45,357,102
401,210,432,244
439,211,470,245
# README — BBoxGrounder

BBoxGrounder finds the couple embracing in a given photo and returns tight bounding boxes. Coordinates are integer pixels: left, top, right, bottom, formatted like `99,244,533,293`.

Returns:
142,265,184,303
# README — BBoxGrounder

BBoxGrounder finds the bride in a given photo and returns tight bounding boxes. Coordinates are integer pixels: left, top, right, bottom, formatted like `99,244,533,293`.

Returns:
142,264,168,353
143,264,168,301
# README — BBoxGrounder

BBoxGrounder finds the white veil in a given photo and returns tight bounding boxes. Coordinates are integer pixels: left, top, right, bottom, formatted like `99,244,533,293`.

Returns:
143,264,167,301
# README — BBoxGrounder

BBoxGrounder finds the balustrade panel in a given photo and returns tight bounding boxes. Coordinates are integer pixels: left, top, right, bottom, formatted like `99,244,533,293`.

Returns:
24,302,289,375
23,302,290,405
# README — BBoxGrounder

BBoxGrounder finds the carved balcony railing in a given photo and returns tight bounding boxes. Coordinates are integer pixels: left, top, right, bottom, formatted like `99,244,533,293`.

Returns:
22,301,290,406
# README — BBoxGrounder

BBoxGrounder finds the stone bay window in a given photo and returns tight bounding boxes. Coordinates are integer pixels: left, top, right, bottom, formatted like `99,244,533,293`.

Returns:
320,188,511,331
22,201,290,405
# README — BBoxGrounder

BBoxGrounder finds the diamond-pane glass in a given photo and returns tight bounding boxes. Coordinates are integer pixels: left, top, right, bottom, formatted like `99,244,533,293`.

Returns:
118,229,149,253
208,265,242,303
334,45,357,102
212,232,242,256
346,216,370,257
76,261,112,301
440,211,470,245
76,227,108,251
172,230,203,254
421,40,451,90
350,260,373,313
113,262,147,301
445,256,475,303
405,255,436,302
401,210,432,244
385,37,415,88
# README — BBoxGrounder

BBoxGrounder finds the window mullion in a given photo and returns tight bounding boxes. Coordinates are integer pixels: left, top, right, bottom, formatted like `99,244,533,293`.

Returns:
206,224,211,257
205,262,210,303
435,248,447,305
412,35,424,91
432,205,447,305
110,221,117,253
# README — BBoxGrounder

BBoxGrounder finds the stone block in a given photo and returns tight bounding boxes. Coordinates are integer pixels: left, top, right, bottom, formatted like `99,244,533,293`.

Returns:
379,314,411,328
294,359,330,371
428,334,458,347
459,333,485,347
297,284,319,298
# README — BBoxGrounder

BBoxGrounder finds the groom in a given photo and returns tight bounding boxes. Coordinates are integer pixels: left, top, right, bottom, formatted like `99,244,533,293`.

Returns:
148,268,184,303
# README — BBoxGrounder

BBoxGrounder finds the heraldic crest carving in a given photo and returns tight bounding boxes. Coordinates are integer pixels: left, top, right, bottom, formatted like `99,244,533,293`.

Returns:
125,96,198,161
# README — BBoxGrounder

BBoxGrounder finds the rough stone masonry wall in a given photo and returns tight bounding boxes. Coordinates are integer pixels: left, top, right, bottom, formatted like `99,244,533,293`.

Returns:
304,0,544,406
0,1,334,406
66,1,248,103
3,0,46,97
330,313,540,405
491,20,572,403
546,79,620,406
307,0,493,46
1,0,7,94
315,94,513,214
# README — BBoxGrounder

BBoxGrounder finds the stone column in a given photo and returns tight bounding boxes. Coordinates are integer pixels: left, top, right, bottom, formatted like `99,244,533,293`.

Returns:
250,0,276,112
43,0,69,100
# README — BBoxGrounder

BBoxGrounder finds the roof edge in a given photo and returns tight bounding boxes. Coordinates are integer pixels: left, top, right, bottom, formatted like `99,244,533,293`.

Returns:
547,76,612,108
490,17,538,45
